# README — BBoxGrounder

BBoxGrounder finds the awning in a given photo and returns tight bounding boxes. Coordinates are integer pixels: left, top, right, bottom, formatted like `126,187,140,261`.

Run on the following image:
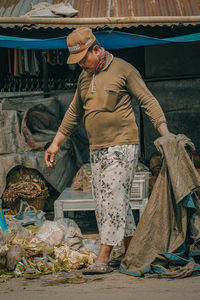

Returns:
0,31,200,49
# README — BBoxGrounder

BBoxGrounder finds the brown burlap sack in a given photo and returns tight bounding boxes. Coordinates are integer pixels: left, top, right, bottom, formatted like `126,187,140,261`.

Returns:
121,134,200,278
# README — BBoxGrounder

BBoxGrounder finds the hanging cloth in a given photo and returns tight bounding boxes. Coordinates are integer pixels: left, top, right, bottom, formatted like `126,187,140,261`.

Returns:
24,49,29,74
8,49,12,74
14,49,19,77
18,49,24,75
30,50,39,76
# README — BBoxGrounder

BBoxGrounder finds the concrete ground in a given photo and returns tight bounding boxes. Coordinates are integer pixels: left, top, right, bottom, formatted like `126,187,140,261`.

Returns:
0,269,200,300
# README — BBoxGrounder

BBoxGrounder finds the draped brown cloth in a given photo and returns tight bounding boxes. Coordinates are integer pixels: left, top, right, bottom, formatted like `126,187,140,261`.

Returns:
120,134,200,278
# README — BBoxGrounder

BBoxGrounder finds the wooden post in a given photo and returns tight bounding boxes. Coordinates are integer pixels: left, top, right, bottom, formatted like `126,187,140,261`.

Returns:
139,107,145,161
0,16,199,25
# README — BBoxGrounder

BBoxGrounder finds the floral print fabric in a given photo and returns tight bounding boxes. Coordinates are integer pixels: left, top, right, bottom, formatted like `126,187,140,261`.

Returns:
90,144,139,246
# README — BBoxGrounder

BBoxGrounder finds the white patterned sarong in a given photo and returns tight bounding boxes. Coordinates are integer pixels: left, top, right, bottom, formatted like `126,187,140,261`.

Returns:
90,144,139,246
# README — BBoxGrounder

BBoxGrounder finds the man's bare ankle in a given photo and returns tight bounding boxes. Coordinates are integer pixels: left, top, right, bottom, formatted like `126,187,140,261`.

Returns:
95,256,109,265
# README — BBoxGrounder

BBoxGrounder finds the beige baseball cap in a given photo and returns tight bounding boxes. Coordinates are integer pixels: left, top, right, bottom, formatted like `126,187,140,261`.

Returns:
66,27,96,64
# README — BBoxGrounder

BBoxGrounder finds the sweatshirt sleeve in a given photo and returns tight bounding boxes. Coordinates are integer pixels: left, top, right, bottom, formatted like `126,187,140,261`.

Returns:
58,87,84,137
126,68,167,128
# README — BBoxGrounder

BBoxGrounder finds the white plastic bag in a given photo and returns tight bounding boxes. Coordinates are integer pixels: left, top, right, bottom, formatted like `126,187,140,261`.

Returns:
0,215,30,245
36,220,65,246
56,218,83,249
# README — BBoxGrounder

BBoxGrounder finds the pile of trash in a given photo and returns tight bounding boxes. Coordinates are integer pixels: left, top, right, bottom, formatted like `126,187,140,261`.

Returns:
0,216,97,276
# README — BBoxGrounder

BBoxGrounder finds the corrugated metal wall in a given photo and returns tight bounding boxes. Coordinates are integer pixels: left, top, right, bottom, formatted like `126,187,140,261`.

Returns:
0,0,200,28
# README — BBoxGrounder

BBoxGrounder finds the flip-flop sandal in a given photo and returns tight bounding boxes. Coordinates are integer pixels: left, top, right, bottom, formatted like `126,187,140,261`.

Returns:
82,263,114,275
108,258,121,268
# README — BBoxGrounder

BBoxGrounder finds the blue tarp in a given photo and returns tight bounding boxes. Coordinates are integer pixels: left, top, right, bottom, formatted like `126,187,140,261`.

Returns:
0,31,200,49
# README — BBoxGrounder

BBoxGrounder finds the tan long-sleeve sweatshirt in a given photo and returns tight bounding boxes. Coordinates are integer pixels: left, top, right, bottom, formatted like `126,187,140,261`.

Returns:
59,52,166,150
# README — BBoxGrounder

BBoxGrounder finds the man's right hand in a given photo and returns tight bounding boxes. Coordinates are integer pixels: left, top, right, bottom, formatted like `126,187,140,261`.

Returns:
44,131,67,167
44,142,60,167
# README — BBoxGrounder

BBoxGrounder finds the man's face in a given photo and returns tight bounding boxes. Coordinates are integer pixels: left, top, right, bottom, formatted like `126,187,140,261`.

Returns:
78,46,101,74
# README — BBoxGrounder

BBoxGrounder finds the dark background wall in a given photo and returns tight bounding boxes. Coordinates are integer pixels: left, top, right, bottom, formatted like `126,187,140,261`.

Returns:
142,41,200,160
143,79,200,160
145,42,200,79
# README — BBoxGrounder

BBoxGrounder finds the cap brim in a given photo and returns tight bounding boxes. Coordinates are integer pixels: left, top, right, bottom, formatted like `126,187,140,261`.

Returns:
67,48,88,64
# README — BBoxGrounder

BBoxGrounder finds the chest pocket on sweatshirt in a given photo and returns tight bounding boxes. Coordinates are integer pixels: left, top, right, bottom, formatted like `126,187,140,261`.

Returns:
104,89,119,111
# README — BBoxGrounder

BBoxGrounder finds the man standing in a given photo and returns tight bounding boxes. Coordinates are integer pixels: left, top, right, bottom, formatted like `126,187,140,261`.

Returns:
44,27,172,274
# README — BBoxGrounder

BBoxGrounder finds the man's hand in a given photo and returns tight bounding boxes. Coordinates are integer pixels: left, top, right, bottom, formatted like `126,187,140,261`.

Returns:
44,131,67,167
44,143,60,167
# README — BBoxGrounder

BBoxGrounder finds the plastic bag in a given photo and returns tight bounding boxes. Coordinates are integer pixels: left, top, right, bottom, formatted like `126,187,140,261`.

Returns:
56,218,83,250
71,163,92,192
36,220,65,246
6,244,25,271
81,237,100,255
36,218,83,250
54,245,96,270
0,215,31,246
14,200,45,226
